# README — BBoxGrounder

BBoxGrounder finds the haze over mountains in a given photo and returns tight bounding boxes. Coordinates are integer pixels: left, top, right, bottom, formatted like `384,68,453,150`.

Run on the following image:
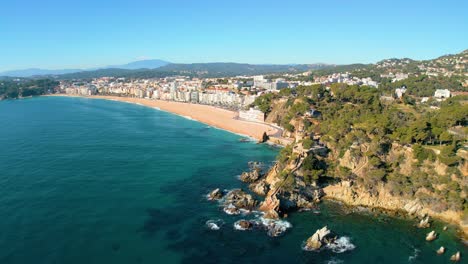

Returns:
0,59,171,77
1,49,466,79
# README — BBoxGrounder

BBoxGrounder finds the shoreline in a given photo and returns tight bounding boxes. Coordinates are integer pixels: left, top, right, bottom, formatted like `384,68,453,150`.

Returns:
323,184,468,240
46,94,283,142
43,94,467,241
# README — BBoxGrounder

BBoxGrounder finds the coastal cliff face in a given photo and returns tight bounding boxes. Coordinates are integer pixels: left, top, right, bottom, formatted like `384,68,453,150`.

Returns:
324,182,467,235
323,141,468,236
258,91,467,237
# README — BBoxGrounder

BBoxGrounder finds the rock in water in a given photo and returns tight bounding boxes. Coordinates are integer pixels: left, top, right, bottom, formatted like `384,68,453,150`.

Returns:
259,132,269,143
249,180,269,196
240,169,261,183
304,226,332,251
234,220,252,230
450,251,461,262
417,217,431,228
443,226,448,231
426,230,437,241
222,189,257,212
208,188,224,200
436,246,445,255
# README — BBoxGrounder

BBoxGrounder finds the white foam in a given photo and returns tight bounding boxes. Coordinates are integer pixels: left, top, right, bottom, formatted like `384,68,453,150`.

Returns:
206,219,224,230
239,208,253,215
153,107,161,110
233,220,252,231
302,236,356,253
223,204,240,215
259,217,292,229
326,236,356,253
182,115,194,120
408,248,420,262
258,216,292,237
326,258,344,264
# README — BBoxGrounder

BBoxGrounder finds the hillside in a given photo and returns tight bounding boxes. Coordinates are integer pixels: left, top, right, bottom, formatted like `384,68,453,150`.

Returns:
249,84,468,235
49,63,331,79
0,59,171,78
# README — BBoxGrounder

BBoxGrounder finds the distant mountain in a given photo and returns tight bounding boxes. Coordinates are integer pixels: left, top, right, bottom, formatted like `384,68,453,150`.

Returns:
0,68,83,78
156,63,328,76
108,59,170,70
0,59,171,78
55,63,332,79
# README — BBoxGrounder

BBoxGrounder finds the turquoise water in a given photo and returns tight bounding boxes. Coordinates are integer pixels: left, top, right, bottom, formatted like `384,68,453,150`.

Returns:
0,97,465,264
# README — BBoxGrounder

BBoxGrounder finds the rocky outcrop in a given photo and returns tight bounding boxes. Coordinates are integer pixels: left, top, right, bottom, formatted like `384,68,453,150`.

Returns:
304,226,335,251
259,194,281,219
234,220,253,230
417,216,431,228
426,230,438,241
249,180,269,196
208,188,224,200
404,200,424,216
279,188,323,210
437,246,445,255
450,251,461,262
222,189,257,212
240,169,261,183
323,182,467,237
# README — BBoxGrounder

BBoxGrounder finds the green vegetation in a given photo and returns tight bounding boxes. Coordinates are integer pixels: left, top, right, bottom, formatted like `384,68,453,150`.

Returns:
0,79,59,99
269,82,467,211
252,93,276,113
379,75,465,97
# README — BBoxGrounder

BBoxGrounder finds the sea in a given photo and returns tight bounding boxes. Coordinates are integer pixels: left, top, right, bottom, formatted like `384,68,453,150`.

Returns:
0,96,465,264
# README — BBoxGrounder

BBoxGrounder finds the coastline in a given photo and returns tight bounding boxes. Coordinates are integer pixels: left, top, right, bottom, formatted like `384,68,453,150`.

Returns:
43,94,467,241
323,183,468,240
46,94,281,142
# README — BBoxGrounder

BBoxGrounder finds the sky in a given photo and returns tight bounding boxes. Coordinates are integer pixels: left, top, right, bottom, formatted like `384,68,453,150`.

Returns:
0,0,467,71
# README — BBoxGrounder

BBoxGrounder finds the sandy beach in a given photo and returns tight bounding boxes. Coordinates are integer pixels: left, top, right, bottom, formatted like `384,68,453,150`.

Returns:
50,95,281,140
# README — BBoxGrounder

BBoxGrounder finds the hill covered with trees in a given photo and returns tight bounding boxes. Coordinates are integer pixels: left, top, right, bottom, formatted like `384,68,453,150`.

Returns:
251,83,467,234
0,79,59,99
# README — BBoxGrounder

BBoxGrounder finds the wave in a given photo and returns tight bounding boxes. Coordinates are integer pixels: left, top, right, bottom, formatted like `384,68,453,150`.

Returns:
233,220,252,231
258,216,292,237
153,107,161,110
182,115,194,120
325,258,344,264
408,248,420,262
223,203,240,215
326,236,356,253
205,219,224,230
302,236,356,253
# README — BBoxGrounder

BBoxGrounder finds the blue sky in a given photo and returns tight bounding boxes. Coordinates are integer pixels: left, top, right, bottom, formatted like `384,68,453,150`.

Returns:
0,0,467,71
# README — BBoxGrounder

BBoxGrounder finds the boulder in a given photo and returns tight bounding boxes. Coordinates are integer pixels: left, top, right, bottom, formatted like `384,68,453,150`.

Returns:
450,251,461,262
249,180,269,196
223,204,240,215
240,169,261,183
417,217,431,228
223,189,257,211
304,226,333,251
404,200,423,216
265,221,290,237
234,220,252,230
426,230,437,241
436,246,445,255
443,226,448,231
208,188,224,200
281,188,324,210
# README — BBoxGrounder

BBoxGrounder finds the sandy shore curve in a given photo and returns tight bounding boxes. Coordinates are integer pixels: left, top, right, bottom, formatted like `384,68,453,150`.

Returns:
48,95,280,140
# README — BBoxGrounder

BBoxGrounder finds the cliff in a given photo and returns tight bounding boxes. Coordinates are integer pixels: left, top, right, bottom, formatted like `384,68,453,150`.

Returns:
253,87,467,237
